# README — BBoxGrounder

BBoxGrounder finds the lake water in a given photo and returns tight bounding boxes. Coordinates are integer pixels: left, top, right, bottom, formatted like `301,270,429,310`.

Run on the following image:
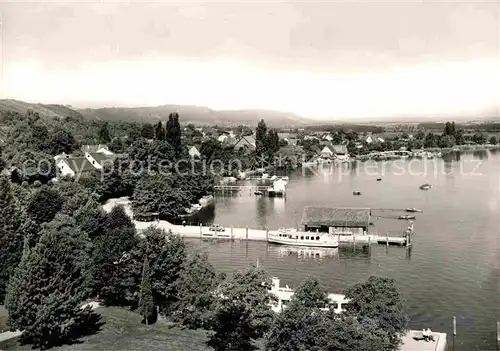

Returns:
188,150,500,351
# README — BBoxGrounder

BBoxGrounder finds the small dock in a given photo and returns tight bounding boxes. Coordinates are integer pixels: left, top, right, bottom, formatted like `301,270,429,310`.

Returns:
400,331,447,351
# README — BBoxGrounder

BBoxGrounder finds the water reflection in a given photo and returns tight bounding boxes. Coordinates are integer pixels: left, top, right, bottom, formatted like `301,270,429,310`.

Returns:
269,245,339,259
472,150,488,160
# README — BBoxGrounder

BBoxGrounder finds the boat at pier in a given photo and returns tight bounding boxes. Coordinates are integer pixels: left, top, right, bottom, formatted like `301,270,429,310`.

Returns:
268,228,339,248
353,191,362,195
399,215,416,220
405,208,423,213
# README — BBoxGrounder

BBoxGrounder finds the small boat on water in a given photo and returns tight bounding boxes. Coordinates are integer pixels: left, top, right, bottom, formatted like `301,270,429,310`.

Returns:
268,228,339,248
353,191,362,196
376,178,382,181
254,191,263,195
419,183,432,190
270,175,278,181
405,208,423,213
262,173,269,179
399,215,416,220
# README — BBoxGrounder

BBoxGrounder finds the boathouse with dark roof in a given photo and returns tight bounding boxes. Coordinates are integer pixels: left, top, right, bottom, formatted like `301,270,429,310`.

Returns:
300,206,371,236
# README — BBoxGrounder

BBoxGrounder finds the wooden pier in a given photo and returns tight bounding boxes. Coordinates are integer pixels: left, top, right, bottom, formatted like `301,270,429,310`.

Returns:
214,185,286,197
133,221,411,246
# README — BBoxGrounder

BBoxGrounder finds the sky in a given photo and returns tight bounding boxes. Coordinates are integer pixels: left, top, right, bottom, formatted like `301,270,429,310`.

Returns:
1,0,499,120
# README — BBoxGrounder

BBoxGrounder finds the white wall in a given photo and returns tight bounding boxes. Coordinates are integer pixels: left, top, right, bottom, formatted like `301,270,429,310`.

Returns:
56,160,75,177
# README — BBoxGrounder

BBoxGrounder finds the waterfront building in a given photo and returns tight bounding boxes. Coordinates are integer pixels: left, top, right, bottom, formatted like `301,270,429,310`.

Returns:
300,206,371,236
269,277,348,313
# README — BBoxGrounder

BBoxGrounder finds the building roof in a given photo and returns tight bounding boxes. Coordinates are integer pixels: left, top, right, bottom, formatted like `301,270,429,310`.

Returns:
60,157,97,173
301,207,371,228
332,145,348,154
81,144,109,153
88,152,115,166
234,135,256,150
321,145,334,153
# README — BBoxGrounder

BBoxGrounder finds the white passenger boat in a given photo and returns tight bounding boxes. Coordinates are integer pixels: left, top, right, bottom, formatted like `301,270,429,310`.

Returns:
268,228,339,248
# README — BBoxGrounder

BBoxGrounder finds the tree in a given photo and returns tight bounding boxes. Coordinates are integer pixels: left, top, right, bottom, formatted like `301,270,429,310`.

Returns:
10,150,56,184
5,214,96,349
154,121,165,140
255,119,268,158
265,277,329,351
92,205,137,302
166,113,181,153
444,121,456,137
343,276,409,350
98,122,111,143
141,123,155,139
132,174,192,221
0,176,23,302
172,251,218,328
472,132,486,145
207,265,276,351
437,135,455,148
424,133,437,148
73,197,107,238
45,129,79,155
489,135,497,145
26,186,64,224
138,257,154,325
142,227,187,313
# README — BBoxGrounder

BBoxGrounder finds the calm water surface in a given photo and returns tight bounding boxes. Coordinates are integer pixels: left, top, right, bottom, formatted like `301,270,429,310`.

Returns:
190,150,500,351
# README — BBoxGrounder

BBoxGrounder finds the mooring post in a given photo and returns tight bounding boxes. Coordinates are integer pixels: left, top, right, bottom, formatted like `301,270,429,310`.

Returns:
386,232,389,246
199,223,202,237
246,226,249,240
231,225,234,240
266,227,269,240
496,321,500,343
453,316,457,337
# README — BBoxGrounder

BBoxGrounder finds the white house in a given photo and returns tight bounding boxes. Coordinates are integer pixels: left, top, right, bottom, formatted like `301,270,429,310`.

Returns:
365,136,373,144
56,157,97,177
188,145,201,158
322,134,334,142
81,144,114,155
320,145,334,159
269,277,348,313
85,152,115,170
377,137,385,143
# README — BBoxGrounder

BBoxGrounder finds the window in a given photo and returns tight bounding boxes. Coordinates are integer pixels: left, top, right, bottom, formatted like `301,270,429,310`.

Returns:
305,236,309,240
316,236,320,240
300,236,304,240
311,237,314,240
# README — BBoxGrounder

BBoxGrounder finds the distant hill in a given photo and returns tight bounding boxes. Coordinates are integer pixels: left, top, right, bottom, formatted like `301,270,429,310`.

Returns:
0,99,314,127
77,105,314,127
0,99,83,119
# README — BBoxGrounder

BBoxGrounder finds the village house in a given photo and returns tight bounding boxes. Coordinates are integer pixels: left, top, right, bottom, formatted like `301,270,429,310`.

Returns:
187,145,201,158
85,152,116,169
278,132,298,146
56,157,97,178
332,144,349,161
300,206,371,236
320,145,334,159
233,135,256,152
81,144,113,155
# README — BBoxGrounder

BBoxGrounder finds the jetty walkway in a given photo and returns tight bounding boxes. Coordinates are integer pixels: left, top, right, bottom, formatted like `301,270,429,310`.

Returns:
103,198,410,246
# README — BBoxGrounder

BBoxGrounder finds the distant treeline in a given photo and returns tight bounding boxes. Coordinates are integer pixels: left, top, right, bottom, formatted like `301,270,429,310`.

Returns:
418,122,500,133
302,124,385,133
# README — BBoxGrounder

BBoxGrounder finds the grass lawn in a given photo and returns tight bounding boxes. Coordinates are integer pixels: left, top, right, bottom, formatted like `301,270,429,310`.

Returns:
0,305,9,333
0,306,211,350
